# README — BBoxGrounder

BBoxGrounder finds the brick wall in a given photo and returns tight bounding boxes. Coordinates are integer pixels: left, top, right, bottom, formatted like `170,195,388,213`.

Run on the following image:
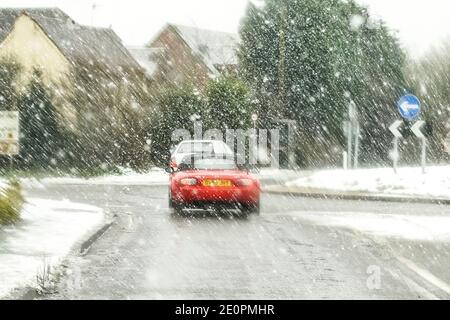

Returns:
150,26,212,88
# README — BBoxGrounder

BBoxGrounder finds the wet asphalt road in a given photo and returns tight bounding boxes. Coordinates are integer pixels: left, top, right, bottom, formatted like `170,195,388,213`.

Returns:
25,182,450,300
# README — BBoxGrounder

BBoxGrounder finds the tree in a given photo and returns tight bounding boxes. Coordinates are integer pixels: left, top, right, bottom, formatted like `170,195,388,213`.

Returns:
18,69,65,169
150,84,205,165
62,62,153,171
239,0,406,167
205,76,253,131
407,39,450,162
0,57,21,111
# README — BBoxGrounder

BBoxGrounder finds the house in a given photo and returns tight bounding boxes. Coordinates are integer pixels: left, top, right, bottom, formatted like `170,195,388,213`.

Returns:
0,8,144,128
127,46,161,79
135,23,239,88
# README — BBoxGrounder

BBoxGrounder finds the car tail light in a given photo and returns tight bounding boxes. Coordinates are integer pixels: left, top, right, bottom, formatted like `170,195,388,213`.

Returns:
235,178,253,186
179,178,198,186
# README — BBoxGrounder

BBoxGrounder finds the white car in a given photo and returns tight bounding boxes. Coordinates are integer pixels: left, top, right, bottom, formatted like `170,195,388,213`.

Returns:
169,140,234,168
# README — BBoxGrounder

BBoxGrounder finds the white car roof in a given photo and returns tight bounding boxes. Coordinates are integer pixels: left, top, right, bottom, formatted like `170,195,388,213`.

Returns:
178,140,223,143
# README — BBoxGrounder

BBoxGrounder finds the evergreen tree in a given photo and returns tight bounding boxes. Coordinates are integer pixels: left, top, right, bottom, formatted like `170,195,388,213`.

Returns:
205,76,253,131
18,69,64,169
239,0,406,167
0,58,21,111
150,84,205,165
408,40,450,162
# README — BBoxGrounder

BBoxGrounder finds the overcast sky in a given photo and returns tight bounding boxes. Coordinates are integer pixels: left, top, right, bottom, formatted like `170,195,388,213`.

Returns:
2,0,450,58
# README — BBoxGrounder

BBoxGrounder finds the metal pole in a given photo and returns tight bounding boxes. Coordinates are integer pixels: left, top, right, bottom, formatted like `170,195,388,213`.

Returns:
393,137,399,174
347,121,352,169
421,138,426,174
287,121,296,169
343,151,348,170
353,122,360,169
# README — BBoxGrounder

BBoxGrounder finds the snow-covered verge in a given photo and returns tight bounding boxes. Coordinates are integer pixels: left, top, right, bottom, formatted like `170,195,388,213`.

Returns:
23,167,169,187
256,168,309,180
289,210,450,242
285,166,450,198
0,198,104,298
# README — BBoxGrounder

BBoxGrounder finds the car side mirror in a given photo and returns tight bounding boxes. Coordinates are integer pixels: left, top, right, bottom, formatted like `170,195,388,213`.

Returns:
164,167,174,174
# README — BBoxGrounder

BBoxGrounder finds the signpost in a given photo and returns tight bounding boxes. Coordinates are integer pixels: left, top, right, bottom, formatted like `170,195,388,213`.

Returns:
411,120,426,173
251,113,258,129
0,111,19,155
444,133,450,156
389,120,403,173
343,100,360,169
0,111,20,169
389,94,427,173
397,94,421,121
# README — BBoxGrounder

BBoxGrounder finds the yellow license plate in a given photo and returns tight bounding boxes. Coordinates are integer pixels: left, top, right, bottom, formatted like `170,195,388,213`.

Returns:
202,179,232,187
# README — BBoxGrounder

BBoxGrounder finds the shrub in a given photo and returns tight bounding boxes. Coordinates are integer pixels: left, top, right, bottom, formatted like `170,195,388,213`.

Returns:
0,180,24,225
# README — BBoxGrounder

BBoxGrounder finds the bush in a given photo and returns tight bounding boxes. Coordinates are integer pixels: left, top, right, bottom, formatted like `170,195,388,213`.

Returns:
0,180,24,225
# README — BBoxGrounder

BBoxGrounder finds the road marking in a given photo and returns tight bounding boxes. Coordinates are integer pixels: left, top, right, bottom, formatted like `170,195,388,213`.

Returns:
386,267,439,300
397,256,450,296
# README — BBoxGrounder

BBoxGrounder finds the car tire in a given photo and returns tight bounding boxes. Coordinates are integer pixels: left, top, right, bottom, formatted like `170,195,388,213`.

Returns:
172,202,185,216
253,201,260,215
168,191,173,208
242,201,260,215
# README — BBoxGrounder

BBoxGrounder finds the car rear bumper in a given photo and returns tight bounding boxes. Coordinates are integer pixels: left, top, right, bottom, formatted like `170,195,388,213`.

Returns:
172,186,260,205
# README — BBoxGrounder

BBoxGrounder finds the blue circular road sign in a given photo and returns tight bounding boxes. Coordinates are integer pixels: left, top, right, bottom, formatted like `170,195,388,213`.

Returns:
397,94,421,120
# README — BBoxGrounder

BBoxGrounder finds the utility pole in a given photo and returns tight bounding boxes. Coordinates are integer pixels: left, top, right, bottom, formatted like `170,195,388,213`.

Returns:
353,121,360,169
344,100,359,169
277,4,287,111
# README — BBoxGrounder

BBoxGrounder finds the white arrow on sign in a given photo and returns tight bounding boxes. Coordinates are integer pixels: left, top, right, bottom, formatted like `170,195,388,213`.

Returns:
412,120,425,139
389,120,403,138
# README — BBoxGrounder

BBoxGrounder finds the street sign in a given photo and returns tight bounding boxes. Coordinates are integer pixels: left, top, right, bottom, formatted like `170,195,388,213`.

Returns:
444,134,450,156
397,94,421,120
411,120,425,139
0,111,19,155
389,120,403,138
251,113,258,122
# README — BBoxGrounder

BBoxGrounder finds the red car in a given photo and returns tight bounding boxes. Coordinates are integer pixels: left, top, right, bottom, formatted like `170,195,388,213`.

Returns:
166,154,260,215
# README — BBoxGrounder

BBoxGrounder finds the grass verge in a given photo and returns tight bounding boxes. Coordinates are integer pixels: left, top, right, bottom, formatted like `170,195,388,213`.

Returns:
0,180,24,225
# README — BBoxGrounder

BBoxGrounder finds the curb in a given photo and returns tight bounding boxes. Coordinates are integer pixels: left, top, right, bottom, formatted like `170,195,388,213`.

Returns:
80,221,114,255
263,185,450,205
16,220,114,300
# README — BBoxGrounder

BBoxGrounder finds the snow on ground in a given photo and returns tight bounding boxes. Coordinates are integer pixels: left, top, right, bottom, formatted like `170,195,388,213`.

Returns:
286,166,450,198
0,198,104,298
289,210,450,242
257,167,308,179
23,167,169,187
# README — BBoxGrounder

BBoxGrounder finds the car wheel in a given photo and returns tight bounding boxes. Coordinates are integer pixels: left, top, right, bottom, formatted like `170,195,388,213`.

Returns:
172,201,185,216
241,201,260,215
253,201,260,215
168,191,173,208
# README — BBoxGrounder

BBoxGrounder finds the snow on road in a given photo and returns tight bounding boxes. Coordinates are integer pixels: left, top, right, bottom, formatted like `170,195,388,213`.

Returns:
0,198,104,298
286,166,450,198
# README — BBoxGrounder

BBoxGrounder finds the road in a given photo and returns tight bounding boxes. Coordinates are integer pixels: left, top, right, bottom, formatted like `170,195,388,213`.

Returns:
24,181,450,300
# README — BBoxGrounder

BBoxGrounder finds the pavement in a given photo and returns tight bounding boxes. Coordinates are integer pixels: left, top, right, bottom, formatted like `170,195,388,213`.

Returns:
16,179,450,300
263,185,450,205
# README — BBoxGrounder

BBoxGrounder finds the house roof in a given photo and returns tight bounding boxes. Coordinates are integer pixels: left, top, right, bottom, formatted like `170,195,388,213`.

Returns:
0,8,141,72
172,24,239,74
127,46,161,77
151,23,239,75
